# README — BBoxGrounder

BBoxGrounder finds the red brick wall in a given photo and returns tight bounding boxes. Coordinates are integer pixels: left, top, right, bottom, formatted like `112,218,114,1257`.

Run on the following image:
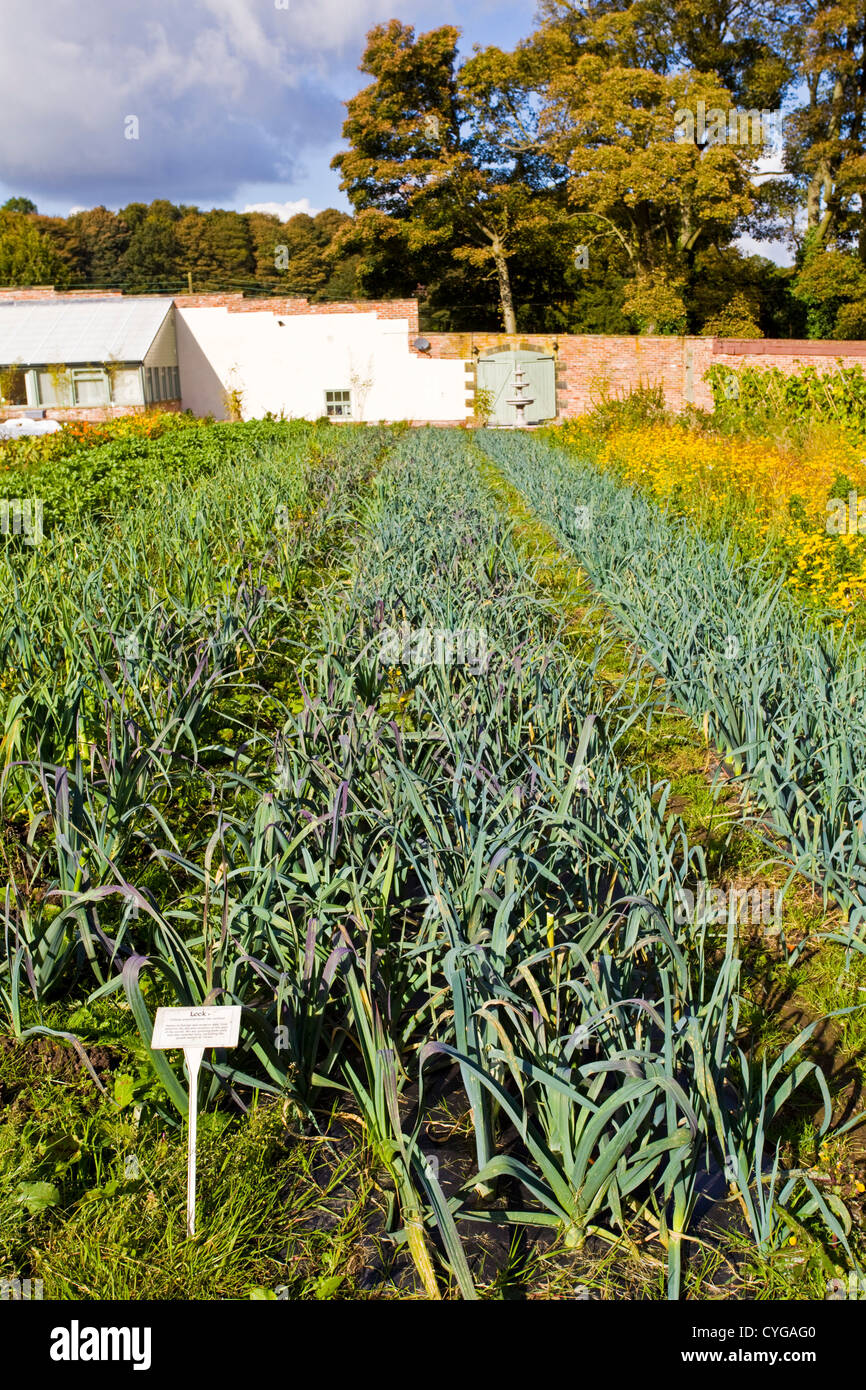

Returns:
0,401,181,423
174,293,419,333
0,287,420,332
0,288,126,301
423,332,866,417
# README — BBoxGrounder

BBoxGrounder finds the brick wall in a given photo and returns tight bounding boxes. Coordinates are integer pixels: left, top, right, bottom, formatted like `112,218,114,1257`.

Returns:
172,293,419,333
0,401,181,424
0,288,126,301
0,287,420,331
422,332,866,417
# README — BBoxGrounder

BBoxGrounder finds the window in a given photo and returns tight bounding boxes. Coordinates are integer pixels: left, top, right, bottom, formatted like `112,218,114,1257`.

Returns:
143,365,179,403
0,365,26,405
36,369,73,406
73,371,108,407
325,389,352,418
111,369,142,405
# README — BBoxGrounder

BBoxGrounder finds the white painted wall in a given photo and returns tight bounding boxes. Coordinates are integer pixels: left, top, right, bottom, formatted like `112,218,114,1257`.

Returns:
175,306,470,422
143,306,179,369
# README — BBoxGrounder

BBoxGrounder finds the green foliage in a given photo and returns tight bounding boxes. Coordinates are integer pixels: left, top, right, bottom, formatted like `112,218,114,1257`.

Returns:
2,421,858,1301
0,210,69,288
471,385,495,425
706,360,866,433
584,382,670,434
701,290,763,338
622,272,689,335
792,251,866,340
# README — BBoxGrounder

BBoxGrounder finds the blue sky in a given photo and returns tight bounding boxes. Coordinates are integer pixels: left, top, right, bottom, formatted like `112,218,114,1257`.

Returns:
0,0,534,219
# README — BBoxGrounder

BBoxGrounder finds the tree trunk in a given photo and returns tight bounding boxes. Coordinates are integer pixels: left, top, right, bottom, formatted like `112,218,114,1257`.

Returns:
490,237,517,334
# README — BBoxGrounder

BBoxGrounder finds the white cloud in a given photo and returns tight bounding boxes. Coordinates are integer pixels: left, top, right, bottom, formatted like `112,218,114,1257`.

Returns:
243,199,319,221
0,0,433,209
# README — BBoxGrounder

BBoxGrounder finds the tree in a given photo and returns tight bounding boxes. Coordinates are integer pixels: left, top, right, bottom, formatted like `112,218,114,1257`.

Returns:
548,61,761,304
622,270,689,333
2,197,37,215
247,208,358,298
792,248,866,336
176,210,254,290
120,213,181,291
782,0,866,258
332,21,569,332
529,0,803,326
700,288,764,336
65,207,130,284
0,210,69,287
690,247,803,336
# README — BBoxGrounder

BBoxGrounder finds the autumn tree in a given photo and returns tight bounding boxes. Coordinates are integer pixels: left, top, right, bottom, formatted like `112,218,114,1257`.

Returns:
66,207,130,284
248,208,359,298
534,0,793,106
792,248,866,335
120,201,185,290
2,197,37,215
332,21,570,332
550,64,766,324
176,210,254,289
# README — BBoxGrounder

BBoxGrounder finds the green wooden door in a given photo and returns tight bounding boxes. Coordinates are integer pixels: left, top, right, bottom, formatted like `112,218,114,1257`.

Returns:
477,351,557,425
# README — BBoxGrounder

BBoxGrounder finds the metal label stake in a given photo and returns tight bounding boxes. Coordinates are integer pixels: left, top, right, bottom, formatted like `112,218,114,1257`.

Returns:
151,1006,241,1237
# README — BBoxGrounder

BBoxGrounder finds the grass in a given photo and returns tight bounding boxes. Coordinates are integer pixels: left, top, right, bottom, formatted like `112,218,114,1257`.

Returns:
1,1008,844,1302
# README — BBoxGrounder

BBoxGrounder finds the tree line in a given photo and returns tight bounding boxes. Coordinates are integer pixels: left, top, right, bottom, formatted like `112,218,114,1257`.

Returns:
2,0,865,337
0,199,362,303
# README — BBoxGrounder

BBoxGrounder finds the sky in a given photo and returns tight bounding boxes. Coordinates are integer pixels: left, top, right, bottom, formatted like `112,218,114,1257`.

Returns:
0,0,793,265
0,0,532,219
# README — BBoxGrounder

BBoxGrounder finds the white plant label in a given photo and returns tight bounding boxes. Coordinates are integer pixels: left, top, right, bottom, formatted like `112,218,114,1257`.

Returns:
151,1005,241,1049
151,1006,241,1236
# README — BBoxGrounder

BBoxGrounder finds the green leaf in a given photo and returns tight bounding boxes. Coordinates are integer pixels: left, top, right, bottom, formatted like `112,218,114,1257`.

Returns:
314,1274,345,1300
114,1074,136,1109
17,1181,60,1214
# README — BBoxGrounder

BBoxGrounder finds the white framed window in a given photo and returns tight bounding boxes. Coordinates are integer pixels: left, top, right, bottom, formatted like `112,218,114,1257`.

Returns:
72,370,109,406
325,388,352,418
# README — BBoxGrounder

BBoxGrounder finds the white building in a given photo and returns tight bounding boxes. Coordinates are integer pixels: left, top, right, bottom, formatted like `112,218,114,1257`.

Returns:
174,299,469,423
0,291,471,425
0,296,179,411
